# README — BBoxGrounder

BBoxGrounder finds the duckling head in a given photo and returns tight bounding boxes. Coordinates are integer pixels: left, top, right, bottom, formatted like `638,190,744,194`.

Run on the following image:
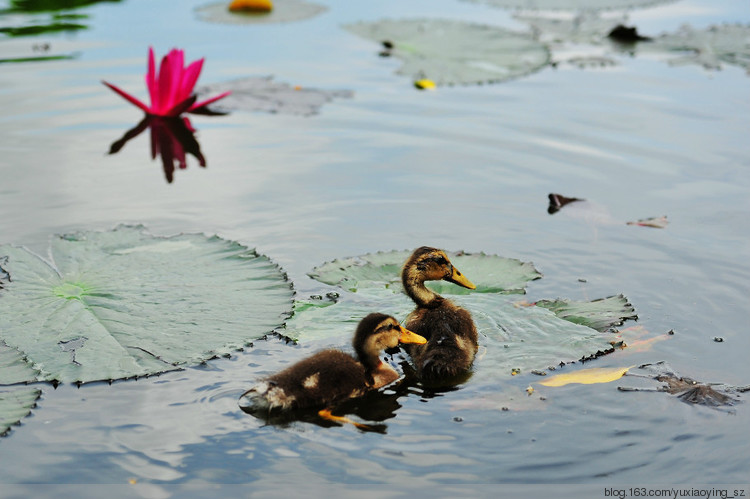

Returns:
401,247,476,306
353,313,426,372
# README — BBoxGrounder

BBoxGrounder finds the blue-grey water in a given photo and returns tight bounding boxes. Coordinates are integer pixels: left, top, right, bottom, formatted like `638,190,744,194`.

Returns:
1,0,749,497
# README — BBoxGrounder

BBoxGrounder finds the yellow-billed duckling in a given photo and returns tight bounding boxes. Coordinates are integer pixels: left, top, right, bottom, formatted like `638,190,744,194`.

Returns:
240,313,426,418
401,247,478,383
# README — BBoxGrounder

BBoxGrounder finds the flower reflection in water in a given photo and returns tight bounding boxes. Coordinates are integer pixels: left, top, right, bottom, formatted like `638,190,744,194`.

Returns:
109,114,206,183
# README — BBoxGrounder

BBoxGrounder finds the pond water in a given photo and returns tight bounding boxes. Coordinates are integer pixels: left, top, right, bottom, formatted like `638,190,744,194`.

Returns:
1,0,749,496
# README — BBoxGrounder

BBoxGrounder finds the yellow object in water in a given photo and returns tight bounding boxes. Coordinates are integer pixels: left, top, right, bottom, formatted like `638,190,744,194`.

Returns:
414,79,436,90
228,0,273,12
538,366,634,387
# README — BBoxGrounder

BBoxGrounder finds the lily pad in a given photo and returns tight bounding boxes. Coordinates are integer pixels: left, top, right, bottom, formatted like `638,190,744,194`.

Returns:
0,226,293,383
308,250,542,295
535,295,637,332
344,18,550,86
460,0,675,11
648,24,750,73
0,387,41,437
195,0,326,25
196,76,353,116
468,294,616,380
0,342,40,385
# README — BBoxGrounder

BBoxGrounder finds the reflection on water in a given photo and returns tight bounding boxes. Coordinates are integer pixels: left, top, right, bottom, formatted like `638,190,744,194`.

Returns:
108,116,206,183
0,0,123,37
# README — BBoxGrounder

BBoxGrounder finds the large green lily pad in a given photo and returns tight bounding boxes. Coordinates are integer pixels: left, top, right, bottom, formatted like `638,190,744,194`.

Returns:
0,387,41,437
344,18,550,85
0,226,293,384
308,250,542,294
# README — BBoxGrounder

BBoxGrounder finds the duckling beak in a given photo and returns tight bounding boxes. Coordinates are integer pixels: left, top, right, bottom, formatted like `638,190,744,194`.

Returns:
398,326,427,345
446,266,476,290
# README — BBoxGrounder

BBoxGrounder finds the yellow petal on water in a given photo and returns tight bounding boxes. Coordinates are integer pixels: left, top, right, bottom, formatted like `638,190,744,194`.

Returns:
414,79,436,90
228,0,273,12
538,366,635,387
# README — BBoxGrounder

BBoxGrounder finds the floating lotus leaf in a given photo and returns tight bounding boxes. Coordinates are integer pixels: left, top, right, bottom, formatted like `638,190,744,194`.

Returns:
0,342,39,385
0,387,41,437
196,76,353,116
460,0,675,11
284,293,407,343
467,294,616,380
535,295,637,332
308,250,542,294
344,18,550,85
195,0,326,25
647,24,750,73
0,226,293,383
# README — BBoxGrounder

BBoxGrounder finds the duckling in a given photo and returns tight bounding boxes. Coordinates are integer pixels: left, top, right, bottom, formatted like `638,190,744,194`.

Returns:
401,247,478,383
240,313,426,421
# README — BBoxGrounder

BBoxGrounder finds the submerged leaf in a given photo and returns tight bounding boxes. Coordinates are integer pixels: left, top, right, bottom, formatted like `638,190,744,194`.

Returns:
308,250,542,295
535,295,637,332
0,387,41,437
539,366,632,387
0,226,293,383
344,19,550,86
195,0,326,25
196,76,352,116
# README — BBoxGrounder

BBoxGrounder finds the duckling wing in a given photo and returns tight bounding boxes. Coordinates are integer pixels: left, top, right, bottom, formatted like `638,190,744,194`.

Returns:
244,350,369,411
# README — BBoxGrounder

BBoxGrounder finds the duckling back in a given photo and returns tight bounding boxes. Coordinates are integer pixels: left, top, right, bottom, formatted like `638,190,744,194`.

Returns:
405,299,478,383
241,350,368,413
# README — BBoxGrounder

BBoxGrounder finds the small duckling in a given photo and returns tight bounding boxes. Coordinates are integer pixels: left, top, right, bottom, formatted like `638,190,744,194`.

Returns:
401,247,478,384
240,313,426,421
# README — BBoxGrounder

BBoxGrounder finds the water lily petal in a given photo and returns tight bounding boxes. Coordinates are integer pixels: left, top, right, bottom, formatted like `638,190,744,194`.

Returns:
190,90,232,113
180,59,204,103
146,46,158,110
102,80,151,114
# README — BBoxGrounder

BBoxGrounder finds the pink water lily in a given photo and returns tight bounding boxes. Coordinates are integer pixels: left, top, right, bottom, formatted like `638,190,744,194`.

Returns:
103,47,230,117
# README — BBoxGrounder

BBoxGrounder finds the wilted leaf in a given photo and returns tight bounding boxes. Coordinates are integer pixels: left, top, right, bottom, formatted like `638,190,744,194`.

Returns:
197,76,353,116
0,226,293,383
308,250,542,295
535,295,637,332
618,362,744,408
195,0,327,25
539,366,633,387
626,215,668,228
0,387,40,436
344,18,550,86
548,193,584,214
